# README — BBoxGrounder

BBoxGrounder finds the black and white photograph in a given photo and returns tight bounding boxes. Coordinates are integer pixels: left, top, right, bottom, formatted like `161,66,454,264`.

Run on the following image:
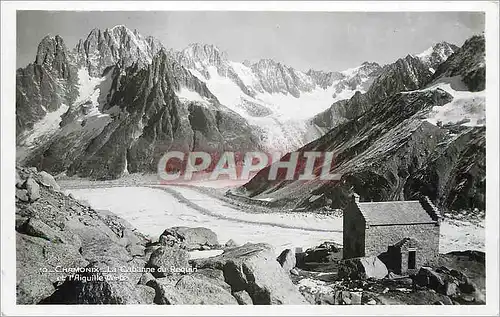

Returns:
1,1,499,315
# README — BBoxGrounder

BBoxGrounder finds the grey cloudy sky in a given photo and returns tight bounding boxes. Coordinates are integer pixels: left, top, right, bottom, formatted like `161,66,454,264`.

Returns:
17,11,484,71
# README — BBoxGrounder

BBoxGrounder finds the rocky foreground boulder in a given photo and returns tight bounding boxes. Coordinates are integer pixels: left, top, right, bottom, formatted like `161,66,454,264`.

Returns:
293,241,485,305
15,167,307,305
16,167,152,304
193,243,308,304
147,270,238,305
159,226,219,251
277,249,296,273
338,256,389,280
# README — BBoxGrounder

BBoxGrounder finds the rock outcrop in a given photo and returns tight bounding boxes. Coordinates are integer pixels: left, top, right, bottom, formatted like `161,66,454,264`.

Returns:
146,246,190,278
338,256,388,280
153,273,238,305
159,227,219,251
433,35,485,92
193,243,308,304
74,25,164,77
16,168,310,305
416,41,459,71
16,35,79,137
294,247,484,305
16,167,151,304
277,249,296,273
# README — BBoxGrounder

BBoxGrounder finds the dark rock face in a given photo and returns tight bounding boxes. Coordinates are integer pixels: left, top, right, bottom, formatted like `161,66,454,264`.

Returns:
411,266,483,303
417,41,459,70
16,36,79,137
313,55,433,130
243,90,452,205
241,34,485,213
367,55,433,101
242,87,484,211
433,35,485,91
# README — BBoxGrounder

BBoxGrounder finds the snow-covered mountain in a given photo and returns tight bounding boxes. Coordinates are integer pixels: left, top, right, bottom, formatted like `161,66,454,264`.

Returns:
16,27,260,179
237,35,485,213
16,24,465,180
416,41,460,73
74,25,164,77
173,43,383,151
311,44,458,133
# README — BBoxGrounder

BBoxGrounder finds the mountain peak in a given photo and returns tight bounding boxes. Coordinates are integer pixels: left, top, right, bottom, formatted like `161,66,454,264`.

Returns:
252,58,283,69
181,43,228,64
361,61,380,67
185,43,224,55
35,35,67,66
435,41,459,50
108,24,141,37
75,25,163,76
187,42,220,50
110,24,129,31
38,34,64,46
432,34,485,91
416,41,458,70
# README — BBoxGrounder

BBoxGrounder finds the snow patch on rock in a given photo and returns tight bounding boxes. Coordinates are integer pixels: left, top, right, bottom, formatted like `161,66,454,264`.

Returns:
75,68,111,119
20,103,69,147
176,87,211,106
422,79,485,127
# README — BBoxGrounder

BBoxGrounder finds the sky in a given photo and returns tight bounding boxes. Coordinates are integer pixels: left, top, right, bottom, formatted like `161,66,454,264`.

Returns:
16,11,485,72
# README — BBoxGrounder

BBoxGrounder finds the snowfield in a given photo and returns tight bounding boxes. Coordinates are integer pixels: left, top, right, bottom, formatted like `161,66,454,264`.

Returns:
175,87,211,107
68,186,343,253
67,185,484,256
440,218,485,253
185,63,369,153
421,77,485,127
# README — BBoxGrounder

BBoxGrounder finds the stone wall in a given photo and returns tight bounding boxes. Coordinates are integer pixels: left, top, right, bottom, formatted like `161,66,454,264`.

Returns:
364,223,440,269
343,203,366,259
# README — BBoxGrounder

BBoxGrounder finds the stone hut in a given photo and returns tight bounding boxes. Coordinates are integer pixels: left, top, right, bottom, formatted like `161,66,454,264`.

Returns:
343,194,441,275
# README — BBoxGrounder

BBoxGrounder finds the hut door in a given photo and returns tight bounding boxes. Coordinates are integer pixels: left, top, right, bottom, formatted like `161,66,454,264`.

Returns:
408,250,416,269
